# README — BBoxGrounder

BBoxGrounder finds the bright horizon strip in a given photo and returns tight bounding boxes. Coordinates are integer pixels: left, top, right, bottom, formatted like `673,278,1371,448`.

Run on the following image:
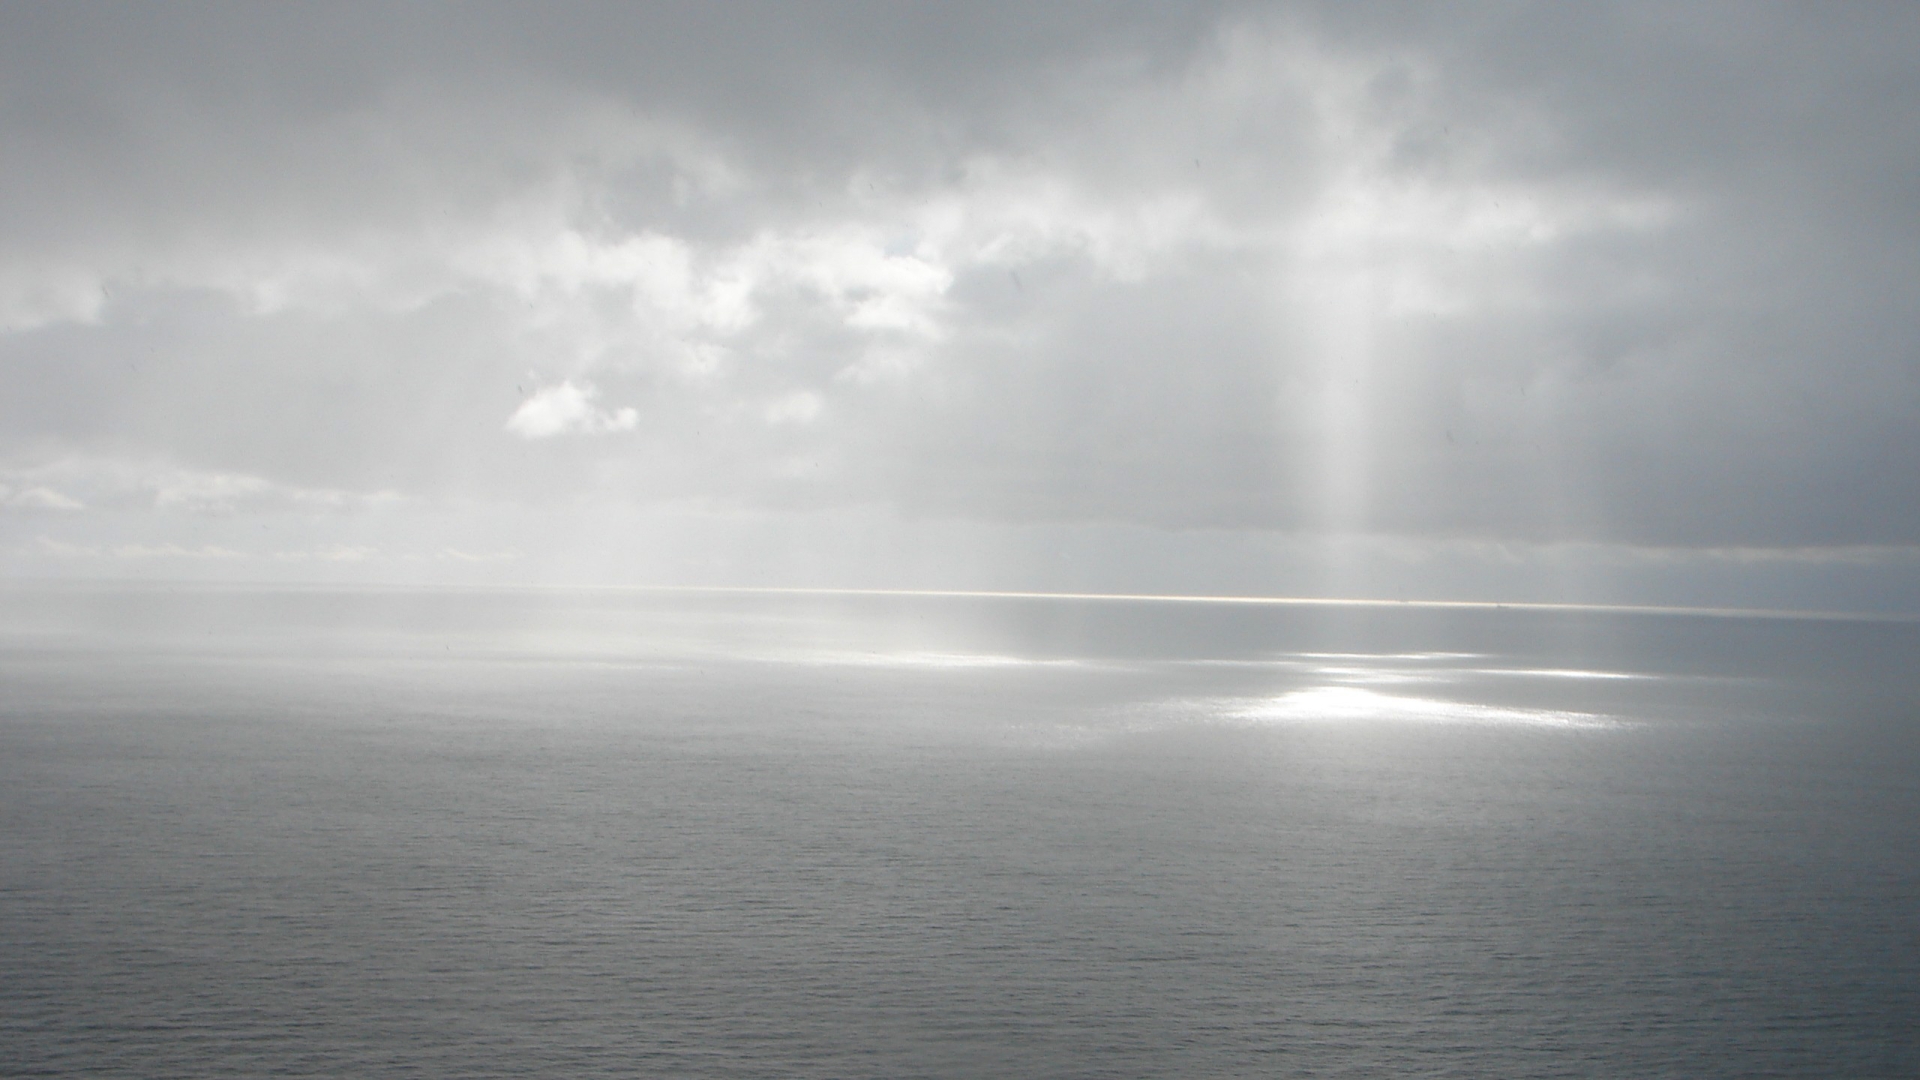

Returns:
599,584,1920,623
37,578,1916,622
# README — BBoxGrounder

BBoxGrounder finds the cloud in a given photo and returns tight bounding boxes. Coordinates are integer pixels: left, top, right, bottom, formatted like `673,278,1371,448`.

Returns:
504,381,639,439
2,3,1919,604
35,536,243,560
272,544,379,563
762,391,824,426
0,266,107,333
1,485,84,510
1,458,398,516
437,547,521,563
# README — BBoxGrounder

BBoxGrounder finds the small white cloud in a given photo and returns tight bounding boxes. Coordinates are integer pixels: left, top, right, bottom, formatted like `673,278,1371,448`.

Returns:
36,539,247,560
272,544,379,562
34,536,99,558
0,266,108,333
152,471,274,513
762,391,824,425
438,547,521,563
5,459,399,517
1629,542,1920,567
504,381,639,439
1,485,84,510
110,543,245,559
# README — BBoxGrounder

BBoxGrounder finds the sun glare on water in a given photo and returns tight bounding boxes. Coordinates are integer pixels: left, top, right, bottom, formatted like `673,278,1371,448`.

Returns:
1227,685,1621,729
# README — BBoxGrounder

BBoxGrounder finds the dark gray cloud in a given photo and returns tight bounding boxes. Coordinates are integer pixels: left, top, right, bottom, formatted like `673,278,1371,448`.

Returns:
3,2,1918,602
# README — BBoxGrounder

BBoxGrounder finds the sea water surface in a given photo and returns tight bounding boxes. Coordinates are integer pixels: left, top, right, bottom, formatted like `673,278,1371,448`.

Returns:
2,585,1916,1077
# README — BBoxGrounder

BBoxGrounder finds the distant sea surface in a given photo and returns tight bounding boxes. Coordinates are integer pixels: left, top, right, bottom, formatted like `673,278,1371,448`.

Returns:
3,586,1917,1078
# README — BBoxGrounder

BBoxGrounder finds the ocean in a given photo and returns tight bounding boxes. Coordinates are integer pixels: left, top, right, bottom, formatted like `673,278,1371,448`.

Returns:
2,586,1916,1077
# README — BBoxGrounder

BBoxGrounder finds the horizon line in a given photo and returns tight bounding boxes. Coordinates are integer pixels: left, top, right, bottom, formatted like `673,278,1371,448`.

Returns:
622,585,1919,622
17,577,1914,622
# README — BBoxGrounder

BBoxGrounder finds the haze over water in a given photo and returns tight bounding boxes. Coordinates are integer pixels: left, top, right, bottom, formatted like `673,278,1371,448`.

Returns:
4,586,1915,1077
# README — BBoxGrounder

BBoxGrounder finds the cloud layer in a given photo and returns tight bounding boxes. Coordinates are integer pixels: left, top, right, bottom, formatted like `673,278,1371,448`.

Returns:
4,2,1919,605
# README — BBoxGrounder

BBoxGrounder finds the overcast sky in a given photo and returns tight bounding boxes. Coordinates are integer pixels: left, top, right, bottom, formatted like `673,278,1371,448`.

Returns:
4,1,1919,609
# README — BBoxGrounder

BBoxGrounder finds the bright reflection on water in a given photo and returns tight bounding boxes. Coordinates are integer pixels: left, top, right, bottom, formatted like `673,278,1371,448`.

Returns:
2,586,1917,1078
1223,684,1623,729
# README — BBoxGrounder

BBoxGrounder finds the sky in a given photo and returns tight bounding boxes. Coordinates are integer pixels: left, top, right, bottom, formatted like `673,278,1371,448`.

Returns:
3,1,1919,611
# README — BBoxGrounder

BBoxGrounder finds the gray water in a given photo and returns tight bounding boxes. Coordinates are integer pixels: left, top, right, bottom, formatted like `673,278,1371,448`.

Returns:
2,587,1916,1077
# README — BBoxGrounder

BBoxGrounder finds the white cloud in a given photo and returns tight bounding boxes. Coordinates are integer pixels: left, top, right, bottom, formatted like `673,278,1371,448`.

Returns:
503,381,639,439
150,471,276,513
438,547,521,563
762,390,824,426
1,485,84,510
272,544,379,562
1612,542,1920,567
142,466,392,515
0,265,107,332
33,536,244,560
0,459,399,515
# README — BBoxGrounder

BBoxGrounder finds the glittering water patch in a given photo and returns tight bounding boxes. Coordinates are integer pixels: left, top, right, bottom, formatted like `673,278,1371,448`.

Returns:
1218,685,1625,729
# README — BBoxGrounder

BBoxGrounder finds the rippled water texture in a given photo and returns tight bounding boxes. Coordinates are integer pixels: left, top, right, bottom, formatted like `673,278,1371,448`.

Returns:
3,588,1917,1077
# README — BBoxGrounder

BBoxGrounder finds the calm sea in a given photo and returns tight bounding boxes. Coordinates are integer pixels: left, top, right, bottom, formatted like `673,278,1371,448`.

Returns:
2,586,1916,1077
